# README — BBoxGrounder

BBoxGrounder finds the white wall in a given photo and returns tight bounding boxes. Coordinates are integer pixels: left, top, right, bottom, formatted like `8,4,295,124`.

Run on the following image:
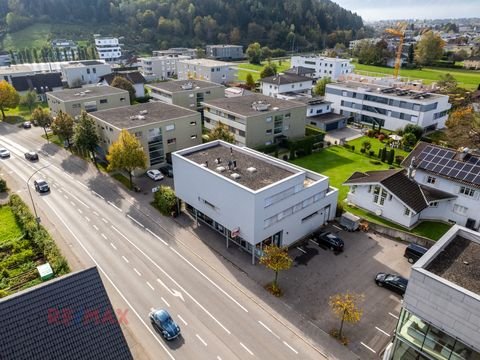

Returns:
306,102,331,117
291,56,354,80
261,79,313,97
177,62,236,84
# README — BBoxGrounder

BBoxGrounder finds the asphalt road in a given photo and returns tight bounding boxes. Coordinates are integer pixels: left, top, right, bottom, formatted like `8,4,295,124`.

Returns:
0,123,350,360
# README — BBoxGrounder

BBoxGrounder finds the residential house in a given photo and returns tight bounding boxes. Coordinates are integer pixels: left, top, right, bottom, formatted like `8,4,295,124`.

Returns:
297,97,347,132
261,73,313,98
177,59,237,84
464,56,480,70
290,56,354,80
94,35,122,63
173,140,338,264
99,71,146,98
284,66,316,78
61,60,111,87
11,72,63,101
153,48,197,58
206,45,243,60
138,55,191,81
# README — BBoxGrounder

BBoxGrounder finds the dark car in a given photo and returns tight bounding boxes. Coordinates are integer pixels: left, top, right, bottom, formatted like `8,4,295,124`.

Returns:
149,309,181,340
23,121,32,129
375,273,408,296
159,164,174,177
404,243,428,264
314,231,344,252
24,151,39,161
34,179,50,193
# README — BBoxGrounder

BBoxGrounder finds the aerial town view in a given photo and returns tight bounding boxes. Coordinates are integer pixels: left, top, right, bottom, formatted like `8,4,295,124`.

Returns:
0,0,479,359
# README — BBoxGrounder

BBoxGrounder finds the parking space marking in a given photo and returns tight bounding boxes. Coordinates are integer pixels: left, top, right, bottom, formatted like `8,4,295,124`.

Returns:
101,233,107,240
240,343,254,356
93,224,99,231
122,256,129,263
375,326,390,337
389,312,399,319
161,297,170,307
146,281,155,291
309,239,319,246
177,315,187,326
196,334,207,346
133,268,142,277
283,341,298,354
361,342,376,353
296,247,307,254
333,225,342,231
258,320,280,339
110,243,117,250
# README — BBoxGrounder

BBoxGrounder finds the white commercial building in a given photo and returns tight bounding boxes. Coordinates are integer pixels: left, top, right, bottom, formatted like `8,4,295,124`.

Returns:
139,55,191,81
261,73,313,98
173,141,338,264
290,56,354,80
325,82,451,131
177,59,237,84
94,36,122,62
60,60,111,87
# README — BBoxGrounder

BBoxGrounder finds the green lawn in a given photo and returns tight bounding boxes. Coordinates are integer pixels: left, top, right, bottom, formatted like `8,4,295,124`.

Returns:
347,136,410,159
0,206,23,242
354,63,480,90
4,102,49,122
236,60,291,81
1,23,52,50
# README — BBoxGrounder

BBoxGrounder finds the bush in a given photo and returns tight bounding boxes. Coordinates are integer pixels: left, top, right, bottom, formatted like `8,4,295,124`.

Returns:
370,160,382,165
388,149,395,165
366,129,376,137
335,202,344,217
351,145,355,152
153,186,177,216
381,148,387,162
282,154,288,161
395,155,405,165
404,124,424,140
343,144,351,150
369,150,375,157
0,178,7,192
360,148,366,153
377,133,386,142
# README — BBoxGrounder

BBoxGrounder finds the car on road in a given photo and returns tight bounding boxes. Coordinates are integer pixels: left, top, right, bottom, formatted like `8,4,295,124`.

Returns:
23,121,32,129
159,164,174,177
0,148,10,158
34,179,50,193
146,169,164,181
24,151,39,161
375,273,408,296
313,231,344,252
149,309,181,340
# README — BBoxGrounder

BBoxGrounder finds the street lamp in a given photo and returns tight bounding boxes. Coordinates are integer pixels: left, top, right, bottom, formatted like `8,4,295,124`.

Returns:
27,164,50,226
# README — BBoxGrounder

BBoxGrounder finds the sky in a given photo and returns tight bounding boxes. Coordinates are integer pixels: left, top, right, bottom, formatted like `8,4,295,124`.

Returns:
332,0,480,21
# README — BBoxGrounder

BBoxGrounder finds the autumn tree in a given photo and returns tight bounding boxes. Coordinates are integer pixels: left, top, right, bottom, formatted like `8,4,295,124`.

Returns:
246,42,262,65
51,110,74,148
313,77,332,96
153,186,177,216
437,73,458,92
111,76,135,103
245,73,256,90
107,129,147,189
20,90,37,112
415,31,445,66
329,292,364,341
260,62,277,78
0,80,20,120
208,122,235,143
445,106,480,149
259,245,293,296
31,106,52,142
73,111,100,164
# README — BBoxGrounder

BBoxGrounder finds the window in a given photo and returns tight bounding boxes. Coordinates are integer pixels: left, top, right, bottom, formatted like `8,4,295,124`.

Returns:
190,135,197,140
301,211,318,223
266,117,272,123
266,129,273,135
206,91,211,95
190,121,197,126
427,176,436,184
72,103,81,108
404,207,411,216
430,201,438,207
87,68,90,74
167,138,176,145
99,99,108,104
134,131,142,138
459,186,475,197
93,68,96,74
285,113,291,118
165,124,175,131
453,204,468,215
120,97,126,102
238,130,245,137
351,185,357,194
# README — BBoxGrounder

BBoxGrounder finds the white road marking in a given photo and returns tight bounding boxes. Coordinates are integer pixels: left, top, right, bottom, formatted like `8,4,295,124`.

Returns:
110,243,117,250
101,233,107,240
240,343,254,356
77,208,83,214
146,281,155,291
217,357,222,360
93,224,99,231
75,180,89,189
122,256,129,263
58,189,63,193
64,173,74,180
52,183,58,188
108,201,122,212
93,211,99,216
170,247,248,312
127,214,144,228
389,312,399,319
70,201,76,207
156,278,185,302
333,225,342,231
296,247,307,254
68,192,90,209
85,216,90,222
361,342,377,353
133,268,142,277
64,194,69,199
196,334,207,346
42,198,175,360
177,315,187,326
258,320,280,339
283,341,298,354
101,218,108,224
92,191,104,200
161,297,170,307
146,228,168,246
375,326,390,337
309,239,319,246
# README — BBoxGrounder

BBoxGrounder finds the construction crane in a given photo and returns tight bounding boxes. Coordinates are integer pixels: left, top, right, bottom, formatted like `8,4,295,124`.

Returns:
385,22,408,79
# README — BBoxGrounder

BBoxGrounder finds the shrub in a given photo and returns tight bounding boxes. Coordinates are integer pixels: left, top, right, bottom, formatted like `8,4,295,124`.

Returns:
395,155,405,165
282,154,288,161
335,202,344,217
370,160,382,165
343,144,351,150
360,148,366,153
388,149,395,165
351,145,355,152
366,129,376,137
404,124,424,140
153,186,177,216
381,148,387,162
369,150,375,157
377,134,386,142
0,178,7,192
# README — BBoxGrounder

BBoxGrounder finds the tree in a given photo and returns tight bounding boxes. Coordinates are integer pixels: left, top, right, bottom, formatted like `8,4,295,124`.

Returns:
437,73,458,92
51,110,74,148
20,90,37,113
107,129,147,189
361,140,372,152
208,122,235,143
73,111,100,164
31,106,52,142
403,124,424,141
313,77,332,96
415,31,445,66
445,106,480,149
153,186,177,216
402,133,417,149
259,245,293,296
407,44,415,65
246,42,262,65
260,46,272,61
260,62,277,78
245,73,256,90
111,76,135,103
0,80,20,120
329,292,364,340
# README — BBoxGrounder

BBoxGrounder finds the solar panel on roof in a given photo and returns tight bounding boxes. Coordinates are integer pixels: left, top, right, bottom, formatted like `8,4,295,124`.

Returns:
433,164,444,172
454,162,464,170
465,173,476,182
430,148,439,155
448,169,460,178
425,162,436,171
439,158,449,165
424,154,434,161
458,171,469,180
437,150,447,157
462,164,473,172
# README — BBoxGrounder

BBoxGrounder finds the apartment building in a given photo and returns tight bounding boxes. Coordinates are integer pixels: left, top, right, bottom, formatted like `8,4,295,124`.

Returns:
173,140,338,264
99,71,146,98
94,35,122,62
202,94,306,148
138,55,191,81
325,82,452,131
290,56,354,80
90,102,201,167
296,97,347,132
51,39,78,61
47,86,129,118
177,59,237,84
261,73,313,98
61,60,111,87
153,48,197,58
383,225,480,360
147,80,225,111
0,51,11,66
206,45,243,60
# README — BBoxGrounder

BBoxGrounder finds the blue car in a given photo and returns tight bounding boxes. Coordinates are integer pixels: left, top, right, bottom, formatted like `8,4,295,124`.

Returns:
149,309,181,340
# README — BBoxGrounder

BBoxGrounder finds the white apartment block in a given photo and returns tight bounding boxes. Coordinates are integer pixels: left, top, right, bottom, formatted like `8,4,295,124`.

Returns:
60,60,111,87
290,56,354,80
94,36,122,62
206,45,243,60
261,73,313,98
325,82,451,131
139,55,191,81
177,59,237,84
153,48,197,58
173,141,338,264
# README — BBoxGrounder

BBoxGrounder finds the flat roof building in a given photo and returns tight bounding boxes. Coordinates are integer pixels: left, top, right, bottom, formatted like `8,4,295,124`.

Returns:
60,60,111,87
177,59,237,84
291,55,354,80
206,45,244,60
139,55,191,81
173,141,338,263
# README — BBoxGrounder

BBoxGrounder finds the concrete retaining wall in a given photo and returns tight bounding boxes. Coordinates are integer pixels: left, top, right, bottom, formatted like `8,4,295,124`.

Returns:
368,222,436,248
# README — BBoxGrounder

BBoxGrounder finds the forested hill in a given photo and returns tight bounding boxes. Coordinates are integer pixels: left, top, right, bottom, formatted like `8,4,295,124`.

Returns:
0,0,365,51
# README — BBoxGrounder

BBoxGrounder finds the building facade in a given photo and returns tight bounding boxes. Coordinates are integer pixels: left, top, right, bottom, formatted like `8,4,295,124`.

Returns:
202,94,306,148
0,51,11,67
61,60,111,87
94,36,122,62
99,71,146,98
47,86,130,118
177,59,237,84
383,225,480,360
11,72,63,100
173,141,338,264
325,82,452,131
261,73,313,98
300,97,347,132
138,55,191,81
153,48,197,58
147,80,225,111
290,56,354,80
51,39,78,61
206,45,244,60
90,102,202,167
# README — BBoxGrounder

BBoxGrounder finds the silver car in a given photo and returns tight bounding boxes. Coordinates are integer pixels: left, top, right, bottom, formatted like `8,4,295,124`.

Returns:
0,148,10,158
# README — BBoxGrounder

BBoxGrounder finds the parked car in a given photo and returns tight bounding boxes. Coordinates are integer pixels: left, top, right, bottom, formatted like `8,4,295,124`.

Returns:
159,164,174,177
0,148,10,158
339,212,360,231
148,309,181,340
146,169,164,181
24,151,39,161
313,231,344,252
23,121,32,129
404,243,428,264
375,273,408,296
34,179,50,193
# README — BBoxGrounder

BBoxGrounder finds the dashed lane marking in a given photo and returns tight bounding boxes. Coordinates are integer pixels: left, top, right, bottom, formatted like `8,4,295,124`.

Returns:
177,315,187,326
361,342,376,353
146,281,155,291
240,343,254,356
296,247,307,254
283,341,298,354
196,334,207,347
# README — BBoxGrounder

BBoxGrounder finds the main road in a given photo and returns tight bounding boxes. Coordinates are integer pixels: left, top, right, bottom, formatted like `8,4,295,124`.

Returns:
0,123,352,360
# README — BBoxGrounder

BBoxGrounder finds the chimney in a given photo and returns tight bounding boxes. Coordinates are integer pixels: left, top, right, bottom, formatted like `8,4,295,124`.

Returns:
407,156,415,180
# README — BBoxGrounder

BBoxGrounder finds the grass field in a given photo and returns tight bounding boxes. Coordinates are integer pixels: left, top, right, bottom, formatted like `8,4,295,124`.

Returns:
0,206,23,242
1,23,52,50
4,102,49,123
236,60,291,81
354,63,480,90
347,136,410,159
